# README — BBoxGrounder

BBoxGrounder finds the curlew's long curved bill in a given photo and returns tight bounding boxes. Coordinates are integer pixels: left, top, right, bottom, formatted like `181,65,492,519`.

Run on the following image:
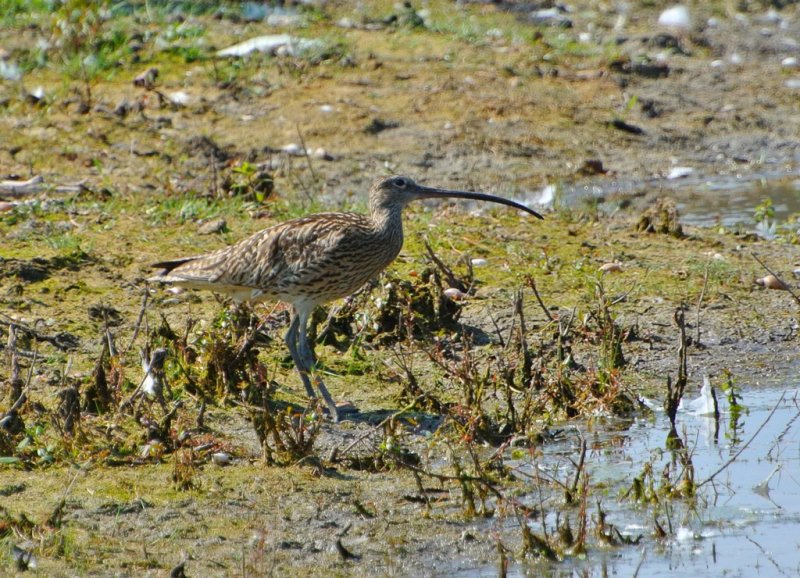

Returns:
412,185,544,219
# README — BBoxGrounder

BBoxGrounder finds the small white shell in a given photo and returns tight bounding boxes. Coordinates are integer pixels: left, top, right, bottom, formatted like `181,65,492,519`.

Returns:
471,258,488,267
443,287,467,301
755,275,788,290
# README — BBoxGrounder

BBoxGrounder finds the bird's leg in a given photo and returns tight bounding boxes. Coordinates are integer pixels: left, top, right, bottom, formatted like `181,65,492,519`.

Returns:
297,307,339,422
284,312,316,400
296,310,318,370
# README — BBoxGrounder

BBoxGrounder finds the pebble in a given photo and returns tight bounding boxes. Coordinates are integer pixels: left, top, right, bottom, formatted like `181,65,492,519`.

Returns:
29,86,45,101
167,91,190,105
760,9,782,25
198,218,226,235
658,5,691,30
133,67,159,89
667,166,693,180
598,262,623,274
529,8,572,28
0,59,21,81
211,452,231,466
113,98,134,117
313,147,332,160
282,143,305,156
579,158,607,175
782,57,798,69
470,258,487,267
266,14,304,28
11,545,36,571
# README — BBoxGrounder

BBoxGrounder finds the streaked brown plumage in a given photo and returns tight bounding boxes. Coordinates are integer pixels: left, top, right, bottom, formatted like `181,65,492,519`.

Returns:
150,175,543,421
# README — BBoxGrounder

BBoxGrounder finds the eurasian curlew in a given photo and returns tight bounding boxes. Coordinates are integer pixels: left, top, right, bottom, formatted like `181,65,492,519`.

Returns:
149,175,543,421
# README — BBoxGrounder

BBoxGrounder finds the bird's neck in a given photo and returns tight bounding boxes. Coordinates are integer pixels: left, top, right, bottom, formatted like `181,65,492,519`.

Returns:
370,204,405,254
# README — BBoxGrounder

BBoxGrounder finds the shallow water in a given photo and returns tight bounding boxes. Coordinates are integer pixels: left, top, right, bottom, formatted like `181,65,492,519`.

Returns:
673,176,800,228
538,171,800,229
492,378,800,577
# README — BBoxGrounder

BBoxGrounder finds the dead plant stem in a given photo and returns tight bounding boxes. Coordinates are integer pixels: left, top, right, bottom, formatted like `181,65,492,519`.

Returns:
695,262,709,344
525,275,553,321
125,290,149,354
295,123,318,187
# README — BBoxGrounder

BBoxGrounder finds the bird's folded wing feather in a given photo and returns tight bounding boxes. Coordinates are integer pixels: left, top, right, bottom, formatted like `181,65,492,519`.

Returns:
150,214,367,293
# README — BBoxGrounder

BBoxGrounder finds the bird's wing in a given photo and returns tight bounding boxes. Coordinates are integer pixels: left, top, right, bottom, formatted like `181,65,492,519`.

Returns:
244,213,370,292
149,213,370,296
149,246,237,284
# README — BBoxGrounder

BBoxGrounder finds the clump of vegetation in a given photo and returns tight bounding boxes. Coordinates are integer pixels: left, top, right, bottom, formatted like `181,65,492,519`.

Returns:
636,198,684,237
223,162,275,202
249,401,323,466
48,0,132,109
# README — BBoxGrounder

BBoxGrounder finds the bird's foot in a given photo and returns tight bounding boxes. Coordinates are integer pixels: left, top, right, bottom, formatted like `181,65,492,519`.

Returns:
333,401,358,418
321,401,359,424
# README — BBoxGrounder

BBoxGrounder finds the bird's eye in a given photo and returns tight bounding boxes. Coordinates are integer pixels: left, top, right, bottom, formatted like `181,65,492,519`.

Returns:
394,177,407,188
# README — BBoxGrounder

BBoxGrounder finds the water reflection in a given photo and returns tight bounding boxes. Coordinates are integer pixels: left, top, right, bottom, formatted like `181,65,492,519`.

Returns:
488,382,800,577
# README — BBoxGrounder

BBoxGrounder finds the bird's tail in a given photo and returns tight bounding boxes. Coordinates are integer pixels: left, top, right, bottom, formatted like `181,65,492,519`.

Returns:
150,257,196,275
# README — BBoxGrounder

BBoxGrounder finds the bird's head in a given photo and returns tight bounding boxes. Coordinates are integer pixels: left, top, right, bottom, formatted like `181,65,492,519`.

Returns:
369,175,544,219
368,175,425,212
